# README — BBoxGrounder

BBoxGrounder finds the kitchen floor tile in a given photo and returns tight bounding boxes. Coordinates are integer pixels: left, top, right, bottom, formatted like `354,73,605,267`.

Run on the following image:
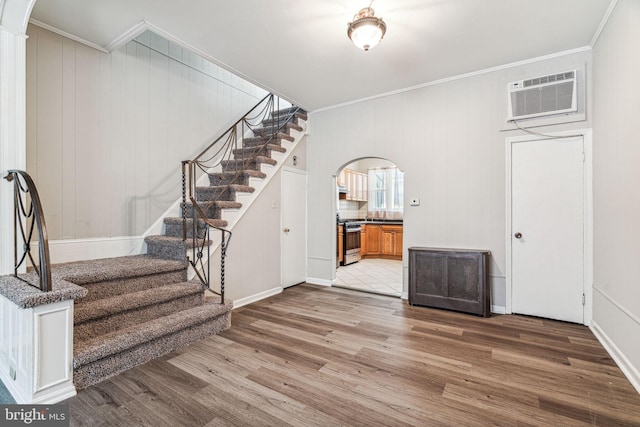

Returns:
335,258,402,297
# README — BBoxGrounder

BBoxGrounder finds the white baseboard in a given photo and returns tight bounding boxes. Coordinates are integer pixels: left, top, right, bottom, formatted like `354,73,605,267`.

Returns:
401,292,408,300
491,305,506,314
306,277,332,286
31,383,77,404
33,236,145,264
591,320,640,395
232,287,282,309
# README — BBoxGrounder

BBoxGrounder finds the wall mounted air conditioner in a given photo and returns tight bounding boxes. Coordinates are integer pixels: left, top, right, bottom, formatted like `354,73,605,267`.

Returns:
507,70,577,121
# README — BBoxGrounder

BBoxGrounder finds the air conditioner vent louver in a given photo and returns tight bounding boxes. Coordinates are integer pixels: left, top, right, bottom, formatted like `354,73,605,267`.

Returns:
522,71,574,88
507,70,577,121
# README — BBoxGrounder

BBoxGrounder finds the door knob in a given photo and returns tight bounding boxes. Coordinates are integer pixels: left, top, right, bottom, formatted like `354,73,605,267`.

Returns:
514,232,522,239
283,228,290,233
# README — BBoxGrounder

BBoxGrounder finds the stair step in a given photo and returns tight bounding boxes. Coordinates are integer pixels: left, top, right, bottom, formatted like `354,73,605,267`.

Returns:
145,235,211,261
195,184,255,202
51,255,188,286
221,156,277,172
180,200,243,220
208,170,267,186
233,144,286,159
73,299,232,389
164,217,228,238
74,281,205,341
261,112,307,128
252,122,303,137
244,133,294,147
271,106,307,117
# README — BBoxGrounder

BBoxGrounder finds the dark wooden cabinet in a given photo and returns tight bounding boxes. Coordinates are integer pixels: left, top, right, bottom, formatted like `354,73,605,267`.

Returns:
409,247,491,317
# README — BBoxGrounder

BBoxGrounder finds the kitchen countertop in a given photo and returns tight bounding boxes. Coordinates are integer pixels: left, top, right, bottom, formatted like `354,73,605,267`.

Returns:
338,219,403,225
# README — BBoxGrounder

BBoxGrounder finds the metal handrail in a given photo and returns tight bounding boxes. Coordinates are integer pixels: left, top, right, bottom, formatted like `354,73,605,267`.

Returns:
181,93,303,303
3,170,52,292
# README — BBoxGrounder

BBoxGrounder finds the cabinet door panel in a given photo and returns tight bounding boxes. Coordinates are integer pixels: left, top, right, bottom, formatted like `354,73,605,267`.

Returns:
366,225,381,255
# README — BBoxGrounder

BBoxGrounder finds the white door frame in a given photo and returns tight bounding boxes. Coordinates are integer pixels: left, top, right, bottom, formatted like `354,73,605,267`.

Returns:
505,129,593,325
281,166,308,288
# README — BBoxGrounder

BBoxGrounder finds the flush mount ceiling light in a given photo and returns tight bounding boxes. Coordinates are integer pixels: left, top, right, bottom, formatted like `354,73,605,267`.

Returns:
347,5,387,51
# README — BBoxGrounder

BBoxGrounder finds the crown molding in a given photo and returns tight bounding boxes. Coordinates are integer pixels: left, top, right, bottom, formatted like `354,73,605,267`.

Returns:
28,18,108,52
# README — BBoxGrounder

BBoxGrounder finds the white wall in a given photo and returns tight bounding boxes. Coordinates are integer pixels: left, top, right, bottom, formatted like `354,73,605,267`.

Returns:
209,141,308,304
592,0,640,391
307,50,593,309
25,25,267,240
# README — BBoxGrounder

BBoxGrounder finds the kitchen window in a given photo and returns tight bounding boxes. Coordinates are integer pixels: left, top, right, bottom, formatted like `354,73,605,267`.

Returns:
367,167,404,220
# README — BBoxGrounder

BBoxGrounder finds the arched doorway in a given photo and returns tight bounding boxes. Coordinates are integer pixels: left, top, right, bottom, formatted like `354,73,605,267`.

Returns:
335,158,404,297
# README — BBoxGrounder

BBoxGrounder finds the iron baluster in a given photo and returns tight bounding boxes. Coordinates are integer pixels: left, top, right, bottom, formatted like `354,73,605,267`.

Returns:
4,170,52,292
180,93,302,303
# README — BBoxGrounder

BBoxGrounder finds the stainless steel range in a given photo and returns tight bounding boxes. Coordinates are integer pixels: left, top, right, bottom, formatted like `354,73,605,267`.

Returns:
343,222,362,265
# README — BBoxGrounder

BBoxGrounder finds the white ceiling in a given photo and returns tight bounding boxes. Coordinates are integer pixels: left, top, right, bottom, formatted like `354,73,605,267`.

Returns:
30,0,613,111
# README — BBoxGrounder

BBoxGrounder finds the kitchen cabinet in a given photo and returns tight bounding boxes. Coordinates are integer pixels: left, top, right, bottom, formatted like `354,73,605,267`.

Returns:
381,225,403,259
338,170,347,187
361,225,368,256
338,168,368,202
337,225,344,264
364,224,381,257
362,224,402,259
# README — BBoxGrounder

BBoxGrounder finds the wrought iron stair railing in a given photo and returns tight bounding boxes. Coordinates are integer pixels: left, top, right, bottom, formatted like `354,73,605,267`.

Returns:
3,170,52,292
182,93,304,303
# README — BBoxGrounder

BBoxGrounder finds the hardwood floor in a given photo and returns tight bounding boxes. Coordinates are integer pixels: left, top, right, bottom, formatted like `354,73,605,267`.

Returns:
65,284,640,426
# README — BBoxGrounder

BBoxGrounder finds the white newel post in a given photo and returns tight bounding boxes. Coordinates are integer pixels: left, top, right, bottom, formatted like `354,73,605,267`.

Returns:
0,0,81,405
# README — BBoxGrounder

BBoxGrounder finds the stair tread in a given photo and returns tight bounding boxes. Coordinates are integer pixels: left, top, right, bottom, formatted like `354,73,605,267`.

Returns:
262,112,307,126
244,133,294,144
222,156,277,165
50,255,187,286
74,299,232,367
253,122,303,135
196,184,255,193
208,170,267,179
145,235,210,245
164,216,228,228
75,281,204,324
233,144,287,154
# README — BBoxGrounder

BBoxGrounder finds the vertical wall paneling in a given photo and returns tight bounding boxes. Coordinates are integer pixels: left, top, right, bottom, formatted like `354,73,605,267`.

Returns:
36,30,64,237
26,25,267,240
307,50,593,307
61,39,77,239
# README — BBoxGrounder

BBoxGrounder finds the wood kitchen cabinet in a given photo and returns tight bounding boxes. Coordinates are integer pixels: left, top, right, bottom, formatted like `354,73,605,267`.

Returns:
364,224,381,257
337,225,344,264
338,168,368,202
381,225,403,260
361,225,368,256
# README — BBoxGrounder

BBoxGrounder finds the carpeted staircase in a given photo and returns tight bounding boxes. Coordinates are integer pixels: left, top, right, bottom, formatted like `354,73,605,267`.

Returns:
46,255,230,390
144,106,307,260
66,106,306,389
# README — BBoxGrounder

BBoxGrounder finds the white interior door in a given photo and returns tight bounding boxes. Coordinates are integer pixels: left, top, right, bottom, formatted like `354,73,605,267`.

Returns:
511,136,585,323
282,168,307,288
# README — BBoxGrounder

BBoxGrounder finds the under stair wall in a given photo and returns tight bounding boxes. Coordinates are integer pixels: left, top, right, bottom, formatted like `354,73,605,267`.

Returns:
208,141,307,306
